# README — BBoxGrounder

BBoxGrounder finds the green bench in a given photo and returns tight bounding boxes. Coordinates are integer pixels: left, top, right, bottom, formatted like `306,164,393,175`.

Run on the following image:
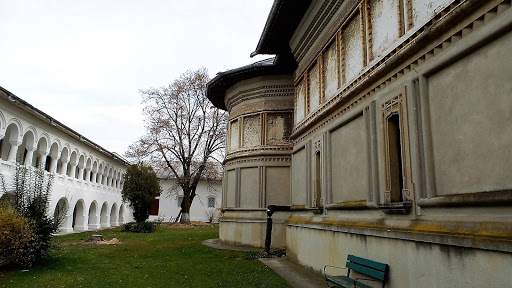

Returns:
323,255,388,288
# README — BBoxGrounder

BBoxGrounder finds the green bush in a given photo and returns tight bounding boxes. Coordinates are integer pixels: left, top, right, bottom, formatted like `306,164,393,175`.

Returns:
121,163,161,223
0,163,65,266
121,221,155,233
121,222,133,232
0,204,37,267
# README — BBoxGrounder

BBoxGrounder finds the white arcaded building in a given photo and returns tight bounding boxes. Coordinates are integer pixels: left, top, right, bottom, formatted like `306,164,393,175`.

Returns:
0,86,133,233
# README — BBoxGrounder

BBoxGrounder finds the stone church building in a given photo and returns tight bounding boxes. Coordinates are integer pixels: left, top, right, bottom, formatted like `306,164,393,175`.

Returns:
207,0,512,286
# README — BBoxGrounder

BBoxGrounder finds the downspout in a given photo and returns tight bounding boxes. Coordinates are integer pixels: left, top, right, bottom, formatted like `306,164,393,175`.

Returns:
264,205,291,253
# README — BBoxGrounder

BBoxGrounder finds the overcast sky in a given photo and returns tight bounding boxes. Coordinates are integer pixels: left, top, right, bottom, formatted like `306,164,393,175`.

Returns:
0,0,274,154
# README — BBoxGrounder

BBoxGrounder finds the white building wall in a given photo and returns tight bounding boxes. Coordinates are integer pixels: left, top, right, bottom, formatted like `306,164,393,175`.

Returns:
149,179,222,223
0,90,134,233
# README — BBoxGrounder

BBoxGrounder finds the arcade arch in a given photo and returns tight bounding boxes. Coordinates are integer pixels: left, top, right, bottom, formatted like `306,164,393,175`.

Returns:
1,123,20,161
110,203,118,226
88,201,99,229
100,202,109,228
72,199,87,231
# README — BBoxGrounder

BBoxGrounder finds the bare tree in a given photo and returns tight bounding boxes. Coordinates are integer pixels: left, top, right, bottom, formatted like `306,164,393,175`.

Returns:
126,68,226,224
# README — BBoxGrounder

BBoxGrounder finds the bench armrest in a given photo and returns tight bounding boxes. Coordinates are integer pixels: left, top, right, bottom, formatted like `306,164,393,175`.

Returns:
324,265,348,276
324,266,349,288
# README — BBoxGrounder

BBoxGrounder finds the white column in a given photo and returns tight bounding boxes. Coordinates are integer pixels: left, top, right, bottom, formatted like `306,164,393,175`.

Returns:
78,165,85,180
85,169,91,181
69,160,78,178
7,140,20,162
24,146,36,166
37,151,47,168
60,160,68,176
49,153,60,173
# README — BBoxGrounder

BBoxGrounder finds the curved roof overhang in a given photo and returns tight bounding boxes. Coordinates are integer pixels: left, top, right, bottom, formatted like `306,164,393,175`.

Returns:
206,55,295,110
206,0,311,111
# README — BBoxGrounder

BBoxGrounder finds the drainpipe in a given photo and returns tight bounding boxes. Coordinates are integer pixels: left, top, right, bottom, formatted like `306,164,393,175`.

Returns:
264,205,291,254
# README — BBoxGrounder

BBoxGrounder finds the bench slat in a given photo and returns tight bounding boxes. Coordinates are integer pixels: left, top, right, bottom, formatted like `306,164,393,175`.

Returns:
326,275,355,288
346,262,386,280
347,254,388,272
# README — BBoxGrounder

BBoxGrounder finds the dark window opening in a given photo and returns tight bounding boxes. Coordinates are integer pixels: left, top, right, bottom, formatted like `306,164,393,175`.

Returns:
150,199,159,216
387,114,403,202
45,155,51,171
315,151,322,207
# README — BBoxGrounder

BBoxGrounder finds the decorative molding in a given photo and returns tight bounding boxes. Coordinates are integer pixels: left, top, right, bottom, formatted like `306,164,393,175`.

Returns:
226,85,294,112
225,156,292,166
226,146,292,158
229,102,294,120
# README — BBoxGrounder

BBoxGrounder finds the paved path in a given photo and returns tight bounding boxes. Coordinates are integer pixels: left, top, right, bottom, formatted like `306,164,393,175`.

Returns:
259,257,326,288
202,239,326,288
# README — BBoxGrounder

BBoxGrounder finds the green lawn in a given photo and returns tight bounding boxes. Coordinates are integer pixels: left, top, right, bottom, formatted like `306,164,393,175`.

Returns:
0,225,292,288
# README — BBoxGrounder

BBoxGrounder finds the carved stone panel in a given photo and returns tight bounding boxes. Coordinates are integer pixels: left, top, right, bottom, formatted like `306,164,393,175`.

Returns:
266,113,292,146
295,79,306,125
229,119,240,151
323,40,338,100
343,11,364,84
411,0,453,27
309,61,321,113
242,115,261,148
370,0,401,60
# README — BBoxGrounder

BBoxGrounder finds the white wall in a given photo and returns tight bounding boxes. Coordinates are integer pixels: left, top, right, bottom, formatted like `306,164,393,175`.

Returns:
149,179,222,223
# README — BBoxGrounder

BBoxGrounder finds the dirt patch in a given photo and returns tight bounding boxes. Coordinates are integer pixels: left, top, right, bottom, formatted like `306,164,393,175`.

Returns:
161,221,217,228
80,237,121,245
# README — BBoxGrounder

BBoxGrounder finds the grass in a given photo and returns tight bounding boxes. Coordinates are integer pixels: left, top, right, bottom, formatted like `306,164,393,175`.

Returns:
0,225,292,288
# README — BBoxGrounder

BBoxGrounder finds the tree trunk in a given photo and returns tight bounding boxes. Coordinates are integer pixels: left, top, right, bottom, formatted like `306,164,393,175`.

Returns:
180,212,190,224
180,190,193,224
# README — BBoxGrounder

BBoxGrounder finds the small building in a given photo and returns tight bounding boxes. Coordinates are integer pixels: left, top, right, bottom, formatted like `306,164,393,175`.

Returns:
207,0,512,286
0,87,133,232
148,166,223,223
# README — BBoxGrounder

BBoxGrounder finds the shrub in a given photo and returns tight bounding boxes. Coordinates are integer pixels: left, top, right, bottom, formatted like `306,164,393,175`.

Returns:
121,221,155,233
121,163,161,223
121,222,134,232
0,163,65,265
0,204,37,267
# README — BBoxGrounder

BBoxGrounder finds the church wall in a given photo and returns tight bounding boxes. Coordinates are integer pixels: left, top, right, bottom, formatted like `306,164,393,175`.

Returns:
329,114,369,203
287,224,512,288
285,0,512,285
219,75,294,248
425,31,512,196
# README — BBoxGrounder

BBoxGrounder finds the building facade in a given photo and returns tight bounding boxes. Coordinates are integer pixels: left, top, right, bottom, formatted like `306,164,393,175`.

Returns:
0,87,133,233
149,177,222,223
207,0,512,286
